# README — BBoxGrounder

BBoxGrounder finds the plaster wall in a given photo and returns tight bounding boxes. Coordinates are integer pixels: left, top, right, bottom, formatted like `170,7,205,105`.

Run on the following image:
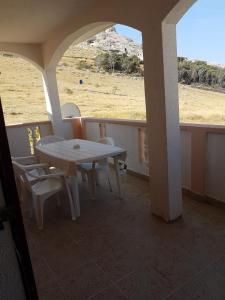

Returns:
85,121,192,185
0,43,43,70
6,122,53,157
206,133,225,202
0,0,197,221
84,120,225,204
181,131,192,190
0,184,25,300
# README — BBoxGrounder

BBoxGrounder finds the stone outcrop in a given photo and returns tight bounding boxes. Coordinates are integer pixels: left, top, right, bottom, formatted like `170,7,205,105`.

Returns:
78,26,143,60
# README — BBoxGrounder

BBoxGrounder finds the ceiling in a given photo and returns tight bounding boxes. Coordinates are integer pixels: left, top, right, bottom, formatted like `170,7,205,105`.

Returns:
0,0,96,43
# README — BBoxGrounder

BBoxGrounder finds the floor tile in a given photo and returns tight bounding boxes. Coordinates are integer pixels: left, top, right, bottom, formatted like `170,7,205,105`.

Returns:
89,285,127,300
22,174,225,300
58,262,112,300
116,267,173,300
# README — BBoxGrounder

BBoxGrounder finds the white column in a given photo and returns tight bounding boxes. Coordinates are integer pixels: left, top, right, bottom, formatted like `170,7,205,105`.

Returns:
143,22,182,222
42,68,64,136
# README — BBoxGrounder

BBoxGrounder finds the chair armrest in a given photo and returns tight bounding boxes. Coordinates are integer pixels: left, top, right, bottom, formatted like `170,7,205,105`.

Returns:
12,156,37,165
23,163,49,170
12,155,36,160
27,170,66,180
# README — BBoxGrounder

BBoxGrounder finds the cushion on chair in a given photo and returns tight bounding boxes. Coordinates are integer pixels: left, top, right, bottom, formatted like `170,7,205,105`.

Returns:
26,168,46,183
32,178,62,196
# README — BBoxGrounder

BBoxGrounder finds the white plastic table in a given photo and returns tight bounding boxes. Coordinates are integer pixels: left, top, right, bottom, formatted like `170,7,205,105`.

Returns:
35,139,126,218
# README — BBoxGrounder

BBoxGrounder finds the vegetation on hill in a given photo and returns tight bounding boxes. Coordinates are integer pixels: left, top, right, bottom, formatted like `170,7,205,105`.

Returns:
95,51,143,75
94,52,225,92
178,57,225,90
1,46,225,126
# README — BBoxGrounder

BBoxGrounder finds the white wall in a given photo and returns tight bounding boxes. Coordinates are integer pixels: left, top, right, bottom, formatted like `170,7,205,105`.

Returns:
6,122,52,157
0,184,26,300
6,119,225,204
85,120,225,204
106,124,148,175
206,133,225,202
7,126,32,157
181,131,192,190
85,122,100,141
85,122,148,175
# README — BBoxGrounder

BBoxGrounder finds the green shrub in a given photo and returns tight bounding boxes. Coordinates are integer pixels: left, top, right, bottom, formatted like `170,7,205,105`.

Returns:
64,87,73,95
178,57,225,89
95,51,142,75
111,85,118,94
77,60,92,70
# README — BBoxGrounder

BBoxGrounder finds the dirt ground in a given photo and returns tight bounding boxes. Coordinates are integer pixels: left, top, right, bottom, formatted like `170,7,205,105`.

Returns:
0,46,225,126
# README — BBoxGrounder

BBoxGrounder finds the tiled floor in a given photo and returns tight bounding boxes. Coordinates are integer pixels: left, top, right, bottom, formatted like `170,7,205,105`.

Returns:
23,174,225,300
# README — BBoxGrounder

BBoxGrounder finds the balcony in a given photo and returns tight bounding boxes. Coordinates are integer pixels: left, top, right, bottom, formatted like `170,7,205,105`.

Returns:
6,117,225,299
2,1,223,298
7,117,225,205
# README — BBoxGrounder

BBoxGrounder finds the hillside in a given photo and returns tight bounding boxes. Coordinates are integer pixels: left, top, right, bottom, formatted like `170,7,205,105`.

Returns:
0,27,225,126
77,26,143,60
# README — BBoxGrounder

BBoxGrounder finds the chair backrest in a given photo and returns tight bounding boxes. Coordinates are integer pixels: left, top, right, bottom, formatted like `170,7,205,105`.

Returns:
96,137,114,165
11,156,37,165
12,160,30,190
36,135,65,146
97,137,114,146
61,103,81,118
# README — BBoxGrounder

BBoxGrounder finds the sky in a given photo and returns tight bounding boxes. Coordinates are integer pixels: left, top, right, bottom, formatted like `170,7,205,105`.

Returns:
116,0,225,65
115,24,142,44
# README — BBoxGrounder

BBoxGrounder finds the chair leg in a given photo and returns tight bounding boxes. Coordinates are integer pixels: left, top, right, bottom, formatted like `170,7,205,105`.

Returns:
105,165,112,192
39,199,44,230
113,157,122,199
81,171,86,182
64,178,76,221
56,193,61,207
15,179,23,203
70,176,80,217
33,194,44,230
95,171,100,186
87,172,96,200
20,184,27,203
28,197,34,219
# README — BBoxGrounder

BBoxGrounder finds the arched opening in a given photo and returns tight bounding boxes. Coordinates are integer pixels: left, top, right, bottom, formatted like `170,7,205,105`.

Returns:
177,0,225,125
172,1,225,206
56,24,146,120
0,52,46,125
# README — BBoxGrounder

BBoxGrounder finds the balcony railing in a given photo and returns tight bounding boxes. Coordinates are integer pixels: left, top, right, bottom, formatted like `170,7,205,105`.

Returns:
6,117,225,205
82,117,225,204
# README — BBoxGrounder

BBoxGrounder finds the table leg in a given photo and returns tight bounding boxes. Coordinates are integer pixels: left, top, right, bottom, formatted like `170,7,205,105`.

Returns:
70,175,80,217
113,156,122,199
87,171,96,200
90,162,96,200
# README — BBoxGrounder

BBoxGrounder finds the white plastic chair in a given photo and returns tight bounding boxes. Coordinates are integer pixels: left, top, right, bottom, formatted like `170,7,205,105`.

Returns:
12,156,48,201
61,103,81,119
77,137,114,199
35,135,66,175
12,160,76,229
36,135,65,146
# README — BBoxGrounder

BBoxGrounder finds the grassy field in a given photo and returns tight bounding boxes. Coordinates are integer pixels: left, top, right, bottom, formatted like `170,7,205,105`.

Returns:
0,46,225,126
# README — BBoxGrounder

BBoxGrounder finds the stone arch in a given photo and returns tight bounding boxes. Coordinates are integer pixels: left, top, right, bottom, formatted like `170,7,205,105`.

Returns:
46,21,144,69
163,0,196,25
0,44,44,72
43,0,196,70
40,0,198,221
46,22,114,69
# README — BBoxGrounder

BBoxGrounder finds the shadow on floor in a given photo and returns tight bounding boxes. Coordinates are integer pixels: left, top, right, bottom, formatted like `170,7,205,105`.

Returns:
23,174,225,300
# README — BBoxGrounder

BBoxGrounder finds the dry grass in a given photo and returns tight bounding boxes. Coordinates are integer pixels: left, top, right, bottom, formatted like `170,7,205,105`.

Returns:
0,46,225,125
0,56,47,124
179,84,225,124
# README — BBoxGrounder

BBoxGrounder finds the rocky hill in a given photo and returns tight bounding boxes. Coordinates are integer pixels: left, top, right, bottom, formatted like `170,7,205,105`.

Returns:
77,26,143,60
